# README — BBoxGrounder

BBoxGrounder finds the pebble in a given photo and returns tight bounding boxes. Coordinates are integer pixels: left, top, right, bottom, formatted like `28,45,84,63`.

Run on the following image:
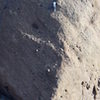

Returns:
36,49,39,52
47,69,51,72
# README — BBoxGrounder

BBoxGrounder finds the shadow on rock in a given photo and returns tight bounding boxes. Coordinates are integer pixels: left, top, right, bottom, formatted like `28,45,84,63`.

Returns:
0,0,64,100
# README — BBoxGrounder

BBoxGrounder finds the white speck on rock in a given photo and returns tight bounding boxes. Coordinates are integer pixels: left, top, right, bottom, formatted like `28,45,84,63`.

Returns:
60,48,64,52
47,69,51,72
36,49,39,52
48,41,51,43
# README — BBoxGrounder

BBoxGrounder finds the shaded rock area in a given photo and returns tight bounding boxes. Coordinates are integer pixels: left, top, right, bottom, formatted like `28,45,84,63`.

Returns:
0,0,66,100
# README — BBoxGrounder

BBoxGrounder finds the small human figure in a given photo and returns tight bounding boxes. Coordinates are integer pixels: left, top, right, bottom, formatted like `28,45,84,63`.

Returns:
53,1,57,12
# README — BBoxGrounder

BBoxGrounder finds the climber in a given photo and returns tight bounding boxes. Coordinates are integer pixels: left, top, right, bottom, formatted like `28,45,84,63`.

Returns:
53,1,57,12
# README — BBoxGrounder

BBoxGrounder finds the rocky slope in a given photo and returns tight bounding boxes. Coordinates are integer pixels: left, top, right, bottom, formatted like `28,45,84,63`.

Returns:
0,0,100,100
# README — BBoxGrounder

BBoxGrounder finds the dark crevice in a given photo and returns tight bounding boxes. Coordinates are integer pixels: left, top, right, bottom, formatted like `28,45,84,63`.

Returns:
98,78,100,87
32,23,39,30
86,84,90,90
92,85,97,100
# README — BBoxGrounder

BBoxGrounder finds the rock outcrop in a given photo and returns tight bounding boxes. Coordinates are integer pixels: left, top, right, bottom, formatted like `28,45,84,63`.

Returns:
0,0,100,100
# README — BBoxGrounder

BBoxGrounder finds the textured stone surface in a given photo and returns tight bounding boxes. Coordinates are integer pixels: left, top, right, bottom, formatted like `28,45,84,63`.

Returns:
53,0,100,100
0,0,100,100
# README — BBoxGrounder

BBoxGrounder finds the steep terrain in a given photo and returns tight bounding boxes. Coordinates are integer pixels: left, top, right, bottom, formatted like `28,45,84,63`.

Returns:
53,0,100,100
0,0,100,100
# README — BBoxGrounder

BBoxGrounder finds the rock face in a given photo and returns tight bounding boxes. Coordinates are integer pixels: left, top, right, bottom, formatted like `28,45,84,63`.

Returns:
0,0,100,100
